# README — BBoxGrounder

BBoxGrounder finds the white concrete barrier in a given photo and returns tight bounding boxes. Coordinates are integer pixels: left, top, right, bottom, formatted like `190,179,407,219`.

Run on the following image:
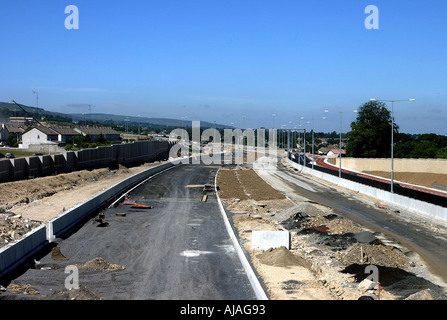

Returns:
286,158,447,224
252,231,290,250
0,225,46,281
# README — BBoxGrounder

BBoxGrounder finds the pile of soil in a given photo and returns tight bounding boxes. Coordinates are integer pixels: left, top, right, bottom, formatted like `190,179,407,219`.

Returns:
337,243,413,269
0,212,41,248
256,246,311,269
45,285,102,300
77,257,126,271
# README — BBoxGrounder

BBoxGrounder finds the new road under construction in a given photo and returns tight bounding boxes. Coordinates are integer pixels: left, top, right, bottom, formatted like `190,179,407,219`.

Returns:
1,151,447,300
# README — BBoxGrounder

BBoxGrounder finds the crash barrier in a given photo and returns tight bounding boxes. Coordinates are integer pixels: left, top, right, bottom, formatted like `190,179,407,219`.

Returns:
292,156,447,208
0,161,176,282
287,156,447,222
0,140,173,183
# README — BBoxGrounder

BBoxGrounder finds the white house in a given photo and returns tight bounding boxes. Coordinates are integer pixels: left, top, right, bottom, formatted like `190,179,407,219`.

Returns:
21,126,59,149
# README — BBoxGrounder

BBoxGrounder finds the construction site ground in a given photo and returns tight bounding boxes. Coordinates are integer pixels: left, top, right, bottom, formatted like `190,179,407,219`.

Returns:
1,156,447,300
216,159,447,300
0,161,168,247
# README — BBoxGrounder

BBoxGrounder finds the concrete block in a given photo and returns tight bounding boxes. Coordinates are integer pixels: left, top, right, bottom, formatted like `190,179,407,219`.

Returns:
64,151,77,172
52,154,66,174
0,225,47,281
39,155,53,176
25,156,41,178
0,159,12,182
252,230,290,250
10,158,28,180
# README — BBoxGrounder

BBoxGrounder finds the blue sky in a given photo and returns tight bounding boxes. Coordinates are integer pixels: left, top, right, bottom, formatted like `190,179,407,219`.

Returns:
0,0,446,134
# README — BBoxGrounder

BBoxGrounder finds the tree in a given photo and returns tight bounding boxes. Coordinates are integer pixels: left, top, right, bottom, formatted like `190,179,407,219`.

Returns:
436,146,447,159
346,100,398,158
7,134,18,148
96,133,107,144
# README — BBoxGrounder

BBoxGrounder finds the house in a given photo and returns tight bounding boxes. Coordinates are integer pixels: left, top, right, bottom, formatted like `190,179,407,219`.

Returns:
20,126,59,149
74,126,121,142
318,146,332,155
327,148,346,157
49,126,81,144
0,124,25,143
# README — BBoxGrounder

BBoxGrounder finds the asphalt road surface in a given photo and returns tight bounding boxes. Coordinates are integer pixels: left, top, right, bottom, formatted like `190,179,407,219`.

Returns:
7,164,258,300
258,159,447,285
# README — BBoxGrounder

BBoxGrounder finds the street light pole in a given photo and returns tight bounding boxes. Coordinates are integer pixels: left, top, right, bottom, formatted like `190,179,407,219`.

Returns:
370,98,415,193
325,109,357,178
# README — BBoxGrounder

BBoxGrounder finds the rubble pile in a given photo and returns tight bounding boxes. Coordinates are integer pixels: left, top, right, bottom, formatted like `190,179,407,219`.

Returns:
0,212,42,248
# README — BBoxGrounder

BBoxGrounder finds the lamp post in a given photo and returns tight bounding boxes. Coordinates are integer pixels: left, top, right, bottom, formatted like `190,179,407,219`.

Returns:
325,109,357,178
370,98,415,193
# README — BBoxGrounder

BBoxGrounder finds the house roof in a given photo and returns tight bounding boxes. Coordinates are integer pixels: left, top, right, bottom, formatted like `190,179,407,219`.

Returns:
28,125,59,135
1,124,25,133
49,126,80,135
75,126,120,135
329,148,346,155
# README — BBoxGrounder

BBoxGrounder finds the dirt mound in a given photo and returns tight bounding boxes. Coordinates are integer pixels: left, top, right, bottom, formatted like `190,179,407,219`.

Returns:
77,257,126,271
45,285,102,300
256,246,311,269
337,243,413,269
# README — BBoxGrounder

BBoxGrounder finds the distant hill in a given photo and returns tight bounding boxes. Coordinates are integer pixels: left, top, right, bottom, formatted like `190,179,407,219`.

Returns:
0,101,232,130
0,101,71,123
70,113,231,129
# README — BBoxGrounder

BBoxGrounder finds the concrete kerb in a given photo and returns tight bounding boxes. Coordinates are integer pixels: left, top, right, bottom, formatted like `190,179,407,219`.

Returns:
214,168,269,300
286,158,447,224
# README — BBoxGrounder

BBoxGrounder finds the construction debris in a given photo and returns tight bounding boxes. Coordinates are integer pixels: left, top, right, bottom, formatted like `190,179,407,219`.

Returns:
0,212,41,248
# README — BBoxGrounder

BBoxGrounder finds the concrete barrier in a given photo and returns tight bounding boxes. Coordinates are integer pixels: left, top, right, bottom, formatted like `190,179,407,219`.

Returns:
286,158,447,224
0,225,47,281
39,155,53,176
0,141,172,183
52,154,66,174
333,157,447,174
26,156,41,178
0,159,12,181
252,231,290,250
64,151,77,172
10,158,28,180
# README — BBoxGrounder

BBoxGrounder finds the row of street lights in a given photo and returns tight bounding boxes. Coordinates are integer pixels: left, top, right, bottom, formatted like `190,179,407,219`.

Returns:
274,97,415,193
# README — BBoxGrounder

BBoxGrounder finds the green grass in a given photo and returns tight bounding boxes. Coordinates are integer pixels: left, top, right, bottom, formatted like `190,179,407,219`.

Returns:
0,148,48,158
